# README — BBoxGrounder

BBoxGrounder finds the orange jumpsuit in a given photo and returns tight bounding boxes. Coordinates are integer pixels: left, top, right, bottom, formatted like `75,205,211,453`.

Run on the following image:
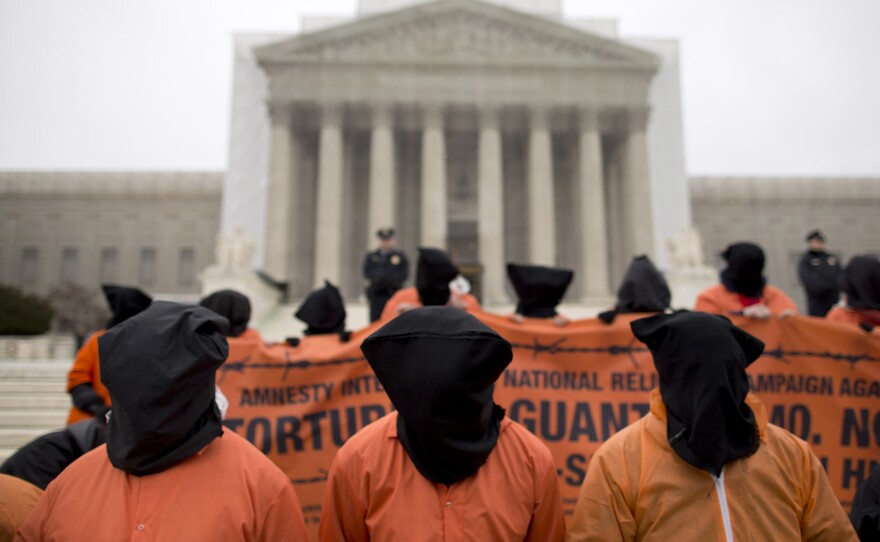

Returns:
379,287,482,321
0,474,42,542
694,284,798,316
319,411,565,541
567,390,857,541
826,306,880,330
65,331,109,424
15,428,308,542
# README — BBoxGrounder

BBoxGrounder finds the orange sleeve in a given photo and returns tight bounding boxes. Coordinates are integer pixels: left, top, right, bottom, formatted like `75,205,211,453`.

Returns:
764,286,798,315
567,436,637,542
256,482,309,542
317,454,369,542
66,331,110,424
798,444,859,542
379,288,419,321
66,332,102,392
825,307,851,323
463,293,483,312
524,451,565,542
825,307,863,327
694,286,723,315
12,485,50,541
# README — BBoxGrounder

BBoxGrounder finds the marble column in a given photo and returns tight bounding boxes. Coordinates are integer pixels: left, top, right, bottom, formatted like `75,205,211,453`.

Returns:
313,104,344,286
420,105,447,248
578,108,610,298
265,103,293,282
477,106,507,304
368,103,396,244
527,106,556,266
624,107,655,258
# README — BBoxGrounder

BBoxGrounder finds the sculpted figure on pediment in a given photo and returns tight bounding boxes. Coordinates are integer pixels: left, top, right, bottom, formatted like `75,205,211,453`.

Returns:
298,11,618,63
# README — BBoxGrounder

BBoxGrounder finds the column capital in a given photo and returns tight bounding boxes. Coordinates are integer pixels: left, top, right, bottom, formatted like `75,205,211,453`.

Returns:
320,102,344,127
478,105,500,130
528,105,550,130
371,102,395,127
267,102,293,126
624,106,651,132
577,107,601,132
422,104,445,129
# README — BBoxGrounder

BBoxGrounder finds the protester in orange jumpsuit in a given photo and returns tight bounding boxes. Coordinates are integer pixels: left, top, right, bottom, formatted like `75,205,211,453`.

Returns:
199,288,262,341
17,302,309,541
506,263,574,326
65,284,151,424
286,280,351,347
598,254,671,324
0,474,41,542
568,311,856,542
319,307,565,541
380,247,481,320
695,242,797,319
826,255,880,333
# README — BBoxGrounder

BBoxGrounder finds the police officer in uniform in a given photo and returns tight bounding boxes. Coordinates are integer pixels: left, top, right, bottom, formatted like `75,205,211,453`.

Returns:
363,228,409,322
797,229,842,317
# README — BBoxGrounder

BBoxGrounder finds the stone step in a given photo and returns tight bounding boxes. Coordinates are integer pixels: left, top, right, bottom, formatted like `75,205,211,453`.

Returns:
0,448,17,464
0,360,71,380
0,409,68,429
0,380,67,395
0,394,71,410
0,428,48,449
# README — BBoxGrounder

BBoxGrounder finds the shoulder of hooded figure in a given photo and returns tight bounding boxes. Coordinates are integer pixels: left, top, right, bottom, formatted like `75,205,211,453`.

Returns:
594,414,653,463
333,412,397,465
497,419,555,464
759,422,817,469
212,429,292,487
41,443,110,495
763,285,798,309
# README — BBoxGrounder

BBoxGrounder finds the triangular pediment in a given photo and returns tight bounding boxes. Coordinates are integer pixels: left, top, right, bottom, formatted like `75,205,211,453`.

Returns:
257,0,657,70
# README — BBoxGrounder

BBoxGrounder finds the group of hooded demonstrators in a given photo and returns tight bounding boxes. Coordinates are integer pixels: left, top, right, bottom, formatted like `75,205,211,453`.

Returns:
1,228,879,541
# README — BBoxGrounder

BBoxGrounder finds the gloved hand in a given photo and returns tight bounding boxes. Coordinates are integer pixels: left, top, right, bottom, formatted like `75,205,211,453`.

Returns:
89,403,111,422
742,304,771,320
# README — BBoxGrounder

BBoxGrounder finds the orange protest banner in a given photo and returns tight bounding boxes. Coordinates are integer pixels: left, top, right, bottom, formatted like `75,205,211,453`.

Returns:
219,313,879,539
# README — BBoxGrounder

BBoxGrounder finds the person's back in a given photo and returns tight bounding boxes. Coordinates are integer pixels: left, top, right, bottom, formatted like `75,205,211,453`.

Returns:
16,428,303,541
695,242,797,318
0,474,41,542
17,302,308,542
827,255,880,333
380,248,482,320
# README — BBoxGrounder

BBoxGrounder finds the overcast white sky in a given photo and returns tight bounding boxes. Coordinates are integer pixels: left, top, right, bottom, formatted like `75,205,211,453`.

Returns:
0,0,878,176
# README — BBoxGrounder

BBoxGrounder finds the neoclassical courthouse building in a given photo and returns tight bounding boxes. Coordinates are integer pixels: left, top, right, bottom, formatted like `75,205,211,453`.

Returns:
1,0,878,315
224,0,690,304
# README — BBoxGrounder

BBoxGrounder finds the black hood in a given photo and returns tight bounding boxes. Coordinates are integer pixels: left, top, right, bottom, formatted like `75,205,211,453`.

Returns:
720,243,766,298
842,255,880,310
101,284,152,329
507,263,574,318
416,248,459,306
631,311,764,476
199,289,251,337
361,306,512,485
295,281,346,335
99,301,229,476
617,255,671,313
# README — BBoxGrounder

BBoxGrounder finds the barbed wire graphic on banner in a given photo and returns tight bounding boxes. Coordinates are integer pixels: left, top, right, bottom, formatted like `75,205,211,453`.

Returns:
218,336,879,383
